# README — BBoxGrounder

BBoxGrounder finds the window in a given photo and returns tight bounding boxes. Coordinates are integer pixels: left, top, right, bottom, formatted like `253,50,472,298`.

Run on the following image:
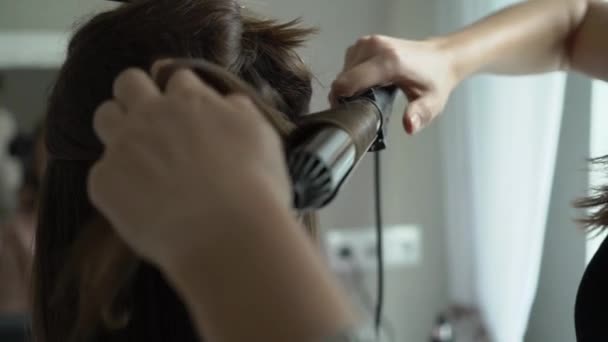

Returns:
586,80,608,263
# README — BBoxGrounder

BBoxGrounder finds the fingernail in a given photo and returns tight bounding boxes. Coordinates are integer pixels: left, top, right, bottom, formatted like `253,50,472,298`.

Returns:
410,114,421,133
328,94,336,108
331,79,350,96
150,58,174,78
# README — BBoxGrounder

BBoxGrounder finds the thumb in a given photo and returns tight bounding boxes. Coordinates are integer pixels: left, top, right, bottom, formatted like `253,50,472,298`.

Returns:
330,56,394,102
402,97,439,135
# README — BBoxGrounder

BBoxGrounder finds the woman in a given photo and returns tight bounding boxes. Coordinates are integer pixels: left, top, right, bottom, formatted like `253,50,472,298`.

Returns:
33,0,322,341
330,0,607,340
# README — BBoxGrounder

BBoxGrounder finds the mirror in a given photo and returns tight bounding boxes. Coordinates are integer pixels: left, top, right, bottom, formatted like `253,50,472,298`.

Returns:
0,1,595,342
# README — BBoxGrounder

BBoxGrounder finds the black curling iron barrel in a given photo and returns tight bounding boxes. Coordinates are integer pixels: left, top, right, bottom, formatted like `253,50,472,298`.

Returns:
103,0,398,211
136,57,397,212
287,86,398,210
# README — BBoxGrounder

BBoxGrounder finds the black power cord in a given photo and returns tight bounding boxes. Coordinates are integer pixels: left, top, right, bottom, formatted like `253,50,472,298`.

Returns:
346,253,395,342
373,151,385,339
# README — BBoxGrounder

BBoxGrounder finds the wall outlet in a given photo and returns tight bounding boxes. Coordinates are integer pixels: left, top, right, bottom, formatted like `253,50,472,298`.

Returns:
324,224,421,273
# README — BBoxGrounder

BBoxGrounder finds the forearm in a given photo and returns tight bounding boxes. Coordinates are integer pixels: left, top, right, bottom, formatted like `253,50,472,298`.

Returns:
161,192,357,342
436,0,589,81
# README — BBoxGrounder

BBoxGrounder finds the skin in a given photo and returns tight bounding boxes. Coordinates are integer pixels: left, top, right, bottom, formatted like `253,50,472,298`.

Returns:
88,0,608,340
88,63,356,342
331,0,608,134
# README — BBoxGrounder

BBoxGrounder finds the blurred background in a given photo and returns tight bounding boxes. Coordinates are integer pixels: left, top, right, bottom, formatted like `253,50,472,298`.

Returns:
0,0,607,341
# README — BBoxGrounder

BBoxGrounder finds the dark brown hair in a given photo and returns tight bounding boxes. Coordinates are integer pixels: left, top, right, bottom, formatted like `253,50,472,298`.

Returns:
33,1,317,341
574,156,608,231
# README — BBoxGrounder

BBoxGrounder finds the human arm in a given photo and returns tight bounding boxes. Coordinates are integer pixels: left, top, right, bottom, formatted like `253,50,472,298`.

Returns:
164,192,357,342
88,64,358,341
440,0,608,79
331,0,608,134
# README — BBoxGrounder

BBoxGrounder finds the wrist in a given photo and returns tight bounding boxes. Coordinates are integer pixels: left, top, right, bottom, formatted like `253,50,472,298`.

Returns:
156,190,356,342
157,184,292,277
427,35,475,86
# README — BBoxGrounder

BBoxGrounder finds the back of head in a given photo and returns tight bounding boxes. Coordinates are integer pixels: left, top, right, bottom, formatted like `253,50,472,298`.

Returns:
34,1,316,341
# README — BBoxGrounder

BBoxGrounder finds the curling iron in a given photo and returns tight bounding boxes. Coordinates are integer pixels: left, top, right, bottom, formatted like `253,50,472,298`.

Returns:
287,87,397,210
153,59,398,211
105,0,399,211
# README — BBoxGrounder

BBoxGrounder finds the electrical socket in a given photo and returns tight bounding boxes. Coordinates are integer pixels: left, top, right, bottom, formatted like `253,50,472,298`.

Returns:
324,224,421,273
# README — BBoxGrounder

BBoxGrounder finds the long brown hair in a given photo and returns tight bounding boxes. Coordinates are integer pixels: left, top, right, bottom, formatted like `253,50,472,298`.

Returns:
33,1,317,341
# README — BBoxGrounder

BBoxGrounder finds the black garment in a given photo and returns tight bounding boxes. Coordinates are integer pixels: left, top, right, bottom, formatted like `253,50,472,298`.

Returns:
575,235,608,341
0,315,29,342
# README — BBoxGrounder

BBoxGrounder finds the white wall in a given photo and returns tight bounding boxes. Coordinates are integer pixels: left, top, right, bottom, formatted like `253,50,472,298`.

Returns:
0,69,57,130
0,0,116,30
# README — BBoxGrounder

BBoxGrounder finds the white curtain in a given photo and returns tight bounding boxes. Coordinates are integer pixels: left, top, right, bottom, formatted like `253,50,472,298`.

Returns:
437,1,567,341
587,81,608,263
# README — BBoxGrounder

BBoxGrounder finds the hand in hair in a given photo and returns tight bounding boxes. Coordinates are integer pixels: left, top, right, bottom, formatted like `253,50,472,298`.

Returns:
35,1,322,340
88,62,356,342
88,63,291,267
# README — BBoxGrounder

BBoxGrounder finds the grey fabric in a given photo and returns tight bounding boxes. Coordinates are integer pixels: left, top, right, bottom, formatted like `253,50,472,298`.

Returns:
320,328,364,342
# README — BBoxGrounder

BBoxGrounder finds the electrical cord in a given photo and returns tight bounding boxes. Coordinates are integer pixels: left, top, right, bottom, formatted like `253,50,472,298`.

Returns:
347,257,395,342
373,151,384,338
